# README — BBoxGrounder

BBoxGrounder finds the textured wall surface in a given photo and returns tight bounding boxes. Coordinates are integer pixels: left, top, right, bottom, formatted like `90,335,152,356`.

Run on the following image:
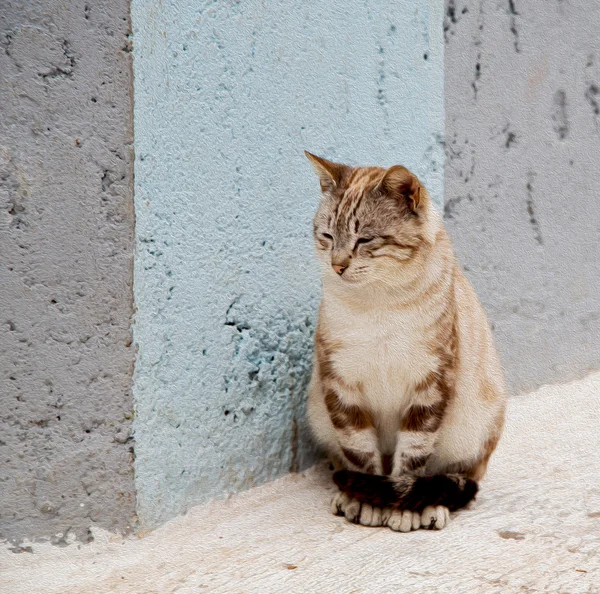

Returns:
0,1,136,545
444,0,600,392
131,0,444,527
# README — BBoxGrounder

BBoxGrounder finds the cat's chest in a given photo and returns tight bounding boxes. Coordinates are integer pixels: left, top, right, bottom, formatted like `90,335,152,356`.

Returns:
327,308,435,401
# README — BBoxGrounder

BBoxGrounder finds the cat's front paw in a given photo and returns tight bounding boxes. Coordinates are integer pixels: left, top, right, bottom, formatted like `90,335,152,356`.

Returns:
384,506,450,531
330,492,362,524
420,505,450,530
356,503,387,527
330,490,350,516
332,493,451,531
330,492,387,526
385,509,421,532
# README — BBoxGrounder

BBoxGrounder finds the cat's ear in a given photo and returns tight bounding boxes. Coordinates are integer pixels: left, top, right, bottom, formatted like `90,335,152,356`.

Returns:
305,151,348,193
378,165,423,214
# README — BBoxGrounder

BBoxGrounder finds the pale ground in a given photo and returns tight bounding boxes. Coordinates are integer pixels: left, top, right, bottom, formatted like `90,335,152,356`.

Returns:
2,373,600,594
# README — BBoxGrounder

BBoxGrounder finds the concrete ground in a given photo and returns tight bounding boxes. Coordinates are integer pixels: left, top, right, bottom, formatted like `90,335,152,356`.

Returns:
2,373,600,594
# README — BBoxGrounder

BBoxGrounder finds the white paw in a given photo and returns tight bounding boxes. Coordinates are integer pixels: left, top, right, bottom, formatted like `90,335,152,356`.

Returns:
386,509,421,532
343,498,362,523
331,494,390,526
358,504,387,527
330,492,361,522
330,491,351,516
420,505,450,530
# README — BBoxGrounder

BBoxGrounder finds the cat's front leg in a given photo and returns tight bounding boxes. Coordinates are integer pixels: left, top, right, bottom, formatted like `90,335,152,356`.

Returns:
323,382,391,525
388,373,452,530
325,385,389,524
391,371,448,476
324,385,383,475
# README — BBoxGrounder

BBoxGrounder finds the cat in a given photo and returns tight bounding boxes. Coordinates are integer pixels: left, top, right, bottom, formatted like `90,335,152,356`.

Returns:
305,152,506,531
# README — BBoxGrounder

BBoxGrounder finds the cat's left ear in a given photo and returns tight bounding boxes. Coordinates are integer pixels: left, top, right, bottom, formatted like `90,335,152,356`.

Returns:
305,151,349,193
377,165,423,214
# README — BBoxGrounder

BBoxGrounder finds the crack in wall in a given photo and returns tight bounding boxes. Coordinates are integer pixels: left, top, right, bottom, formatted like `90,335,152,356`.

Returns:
583,54,599,133
443,192,474,219
470,1,485,99
552,89,569,140
444,0,469,43
491,123,517,149
507,0,520,53
525,172,543,246
375,42,391,136
472,53,481,99
585,84,599,117
39,40,76,81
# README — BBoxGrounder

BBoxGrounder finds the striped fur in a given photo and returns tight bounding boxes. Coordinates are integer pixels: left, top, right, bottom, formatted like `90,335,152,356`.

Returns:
305,152,506,530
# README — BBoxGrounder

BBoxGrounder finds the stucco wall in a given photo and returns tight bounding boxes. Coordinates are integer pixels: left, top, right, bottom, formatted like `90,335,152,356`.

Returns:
3,0,599,546
444,0,600,392
0,0,136,545
131,0,444,527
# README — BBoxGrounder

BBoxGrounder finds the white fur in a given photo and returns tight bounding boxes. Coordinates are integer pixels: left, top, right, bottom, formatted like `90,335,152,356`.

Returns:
392,431,436,475
421,506,450,530
387,509,421,532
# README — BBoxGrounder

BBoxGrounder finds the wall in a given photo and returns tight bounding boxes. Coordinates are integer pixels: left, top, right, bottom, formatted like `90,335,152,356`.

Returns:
0,0,136,545
131,0,444,527
3,0,599,545
444,0,600,392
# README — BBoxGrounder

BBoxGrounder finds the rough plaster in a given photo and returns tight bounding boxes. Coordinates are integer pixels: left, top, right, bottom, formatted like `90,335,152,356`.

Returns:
444,0,600,392
131,0,444,527
0,0,136,544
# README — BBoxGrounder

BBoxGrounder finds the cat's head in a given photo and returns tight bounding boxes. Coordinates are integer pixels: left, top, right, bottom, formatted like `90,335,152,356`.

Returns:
306,152,440,288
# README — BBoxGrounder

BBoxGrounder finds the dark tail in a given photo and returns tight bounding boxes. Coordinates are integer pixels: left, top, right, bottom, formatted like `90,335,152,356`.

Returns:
333,470,478,512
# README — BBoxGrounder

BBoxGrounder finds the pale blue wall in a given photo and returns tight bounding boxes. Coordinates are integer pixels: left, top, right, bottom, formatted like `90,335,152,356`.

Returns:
131,0,444,527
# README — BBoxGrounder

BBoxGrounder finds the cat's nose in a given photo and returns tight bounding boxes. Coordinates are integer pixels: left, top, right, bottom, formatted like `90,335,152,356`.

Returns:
332,264,347,275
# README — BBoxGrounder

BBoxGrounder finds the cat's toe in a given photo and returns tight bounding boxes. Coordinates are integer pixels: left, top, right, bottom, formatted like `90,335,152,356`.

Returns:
344,498,362,523
387,509,419,532
370,506,384,526
332,493,378,525
420,505,450,530
358,503,374,526
381,506,393,525
412,509,421,530
330,491,351,516
357,504,386,527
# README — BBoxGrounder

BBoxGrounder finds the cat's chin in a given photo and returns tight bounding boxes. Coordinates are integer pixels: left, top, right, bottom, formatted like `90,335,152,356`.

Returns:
330,274,371,287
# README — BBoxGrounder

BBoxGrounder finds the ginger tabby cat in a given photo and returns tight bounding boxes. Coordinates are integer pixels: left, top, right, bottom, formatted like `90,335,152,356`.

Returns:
305,152,506,532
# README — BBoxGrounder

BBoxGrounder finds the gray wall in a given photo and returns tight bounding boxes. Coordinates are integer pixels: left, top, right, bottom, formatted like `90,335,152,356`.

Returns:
444,0,600,393
0,0,136,545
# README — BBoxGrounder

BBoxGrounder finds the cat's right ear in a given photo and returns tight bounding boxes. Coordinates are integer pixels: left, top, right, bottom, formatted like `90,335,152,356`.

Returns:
305,151,348,193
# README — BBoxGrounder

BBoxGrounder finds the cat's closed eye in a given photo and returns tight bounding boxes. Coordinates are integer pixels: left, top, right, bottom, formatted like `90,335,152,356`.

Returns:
322,233,333,241
354,237,374,250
